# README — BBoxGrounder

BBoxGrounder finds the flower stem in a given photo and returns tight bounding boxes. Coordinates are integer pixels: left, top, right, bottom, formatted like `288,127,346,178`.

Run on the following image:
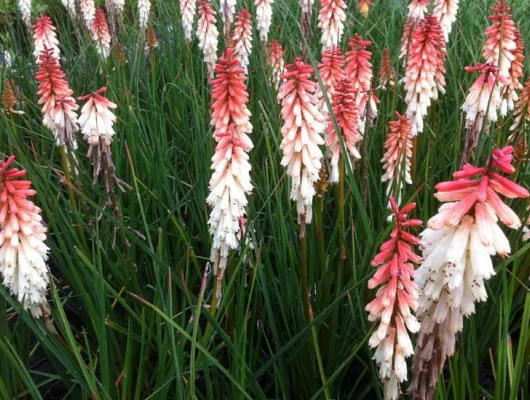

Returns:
58,145,89,253
337,154,346,287
314,194,327,307
300,221,310,323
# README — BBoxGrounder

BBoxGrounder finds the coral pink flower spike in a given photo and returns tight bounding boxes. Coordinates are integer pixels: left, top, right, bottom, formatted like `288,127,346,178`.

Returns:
91,8,112,59
399,0,429,60
32,15,61,61
366,197,422,400
345,34,378,133
325,79,360,183
0,157,50,319
278,58,325,228
412,146,529,400
381,112,413,205
404,15,447,135
207,49,253,293
316,46,344,118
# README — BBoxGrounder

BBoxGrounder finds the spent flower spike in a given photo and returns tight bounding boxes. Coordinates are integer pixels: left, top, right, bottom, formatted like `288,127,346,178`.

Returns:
207,49,253,296
180,0,197,43
32,15,60,62
2,80,24,115
381,112,413,205
91,8,112,59
378,48,396,90
78,88,130,208
412,146,529,399
366,197,422,400
278,58,325,228
230,10,253,73
403,15,447,135
325,79,361,183
0,157,50,319
255,0,274,43
317,0,346,51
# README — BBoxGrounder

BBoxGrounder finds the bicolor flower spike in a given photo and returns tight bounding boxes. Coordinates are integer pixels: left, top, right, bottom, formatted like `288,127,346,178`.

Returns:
399,0,429,60
345,34,378,133
317,0,346,51
17,0,32,28
461,63,510,157
325,79,360,183
434,0,460,42
381,112,413,205
483,0,517,80
0,157,50,319
404,15,447,135
366,197,422,400
270,40,285,90
316,46,344,118
91,8,112,59
32,15,60,62
197,0,219,81
230,9,253,73
180,0,197,43
35,48,79,156
278,58,325,228
207,49,253,291
79,0,96,28
255,0,274,43
501,29,525,116
412,146,529,400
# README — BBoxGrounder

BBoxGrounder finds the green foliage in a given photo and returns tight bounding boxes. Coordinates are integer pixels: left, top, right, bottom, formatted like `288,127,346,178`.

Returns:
0,0,529,398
